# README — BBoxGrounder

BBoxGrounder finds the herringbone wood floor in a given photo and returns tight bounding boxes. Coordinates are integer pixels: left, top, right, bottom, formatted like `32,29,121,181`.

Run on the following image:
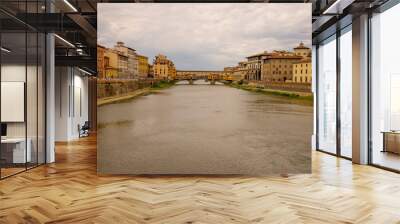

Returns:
1,135,400,224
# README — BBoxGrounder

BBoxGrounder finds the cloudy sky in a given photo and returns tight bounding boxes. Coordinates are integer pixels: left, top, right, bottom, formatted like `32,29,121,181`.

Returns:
98,3,311,71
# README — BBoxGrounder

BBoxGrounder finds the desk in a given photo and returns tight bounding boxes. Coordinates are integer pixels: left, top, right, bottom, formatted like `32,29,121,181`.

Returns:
382,131,400,154
1,138,31,163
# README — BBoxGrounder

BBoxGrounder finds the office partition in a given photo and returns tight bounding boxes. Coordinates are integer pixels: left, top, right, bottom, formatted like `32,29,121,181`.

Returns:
0,2,46,179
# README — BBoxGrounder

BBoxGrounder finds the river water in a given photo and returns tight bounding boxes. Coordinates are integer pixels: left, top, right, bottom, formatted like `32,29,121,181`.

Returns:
98,80,313,174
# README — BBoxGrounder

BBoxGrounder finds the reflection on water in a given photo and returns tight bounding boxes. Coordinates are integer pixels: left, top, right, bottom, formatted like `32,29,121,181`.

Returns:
98,82,313,174
175,80,224,85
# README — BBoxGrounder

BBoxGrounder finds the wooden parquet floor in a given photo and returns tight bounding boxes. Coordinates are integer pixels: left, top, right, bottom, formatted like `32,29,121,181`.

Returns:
1,135,400,224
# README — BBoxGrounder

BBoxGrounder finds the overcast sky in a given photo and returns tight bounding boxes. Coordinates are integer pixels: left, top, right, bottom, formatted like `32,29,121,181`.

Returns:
98,3,311,71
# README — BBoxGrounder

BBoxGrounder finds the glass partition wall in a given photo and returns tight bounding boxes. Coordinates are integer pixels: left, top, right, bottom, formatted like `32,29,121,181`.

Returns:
370,3,400,171
316,25,352,159
1,30,27,177
0,5,46,179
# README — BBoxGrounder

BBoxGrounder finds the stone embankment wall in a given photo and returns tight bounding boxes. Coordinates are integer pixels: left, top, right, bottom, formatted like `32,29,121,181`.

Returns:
248,81,312,93
97,79,156,98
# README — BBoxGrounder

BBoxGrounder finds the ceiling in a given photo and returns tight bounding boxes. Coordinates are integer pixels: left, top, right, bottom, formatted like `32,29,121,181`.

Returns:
0,0,391,75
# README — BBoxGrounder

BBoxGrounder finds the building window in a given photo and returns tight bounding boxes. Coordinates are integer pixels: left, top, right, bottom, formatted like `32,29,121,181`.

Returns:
340,27,352,158
317,35,337,155
370,4,400,170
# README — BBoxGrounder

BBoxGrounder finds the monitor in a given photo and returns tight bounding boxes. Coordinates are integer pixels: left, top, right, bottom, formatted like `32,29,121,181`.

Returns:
1,123,7,137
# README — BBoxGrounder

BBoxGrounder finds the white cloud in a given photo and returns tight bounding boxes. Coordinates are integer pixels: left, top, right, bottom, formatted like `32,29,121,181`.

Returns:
98,3,311,70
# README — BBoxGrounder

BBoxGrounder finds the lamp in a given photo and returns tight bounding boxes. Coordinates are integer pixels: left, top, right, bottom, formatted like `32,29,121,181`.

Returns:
63,0,78,12
54,34,75,48
78,67,94,76
1,47,11,53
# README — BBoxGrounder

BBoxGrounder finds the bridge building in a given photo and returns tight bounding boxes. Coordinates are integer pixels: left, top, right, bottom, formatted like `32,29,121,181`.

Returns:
261,52,303,82
176,70,224,80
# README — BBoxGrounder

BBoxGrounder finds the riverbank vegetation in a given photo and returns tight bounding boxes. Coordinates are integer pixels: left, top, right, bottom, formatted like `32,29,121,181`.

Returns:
150,80,176,90
228,82,313,106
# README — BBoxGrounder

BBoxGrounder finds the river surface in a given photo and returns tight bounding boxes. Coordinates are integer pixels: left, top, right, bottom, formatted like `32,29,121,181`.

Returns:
98,80,313,174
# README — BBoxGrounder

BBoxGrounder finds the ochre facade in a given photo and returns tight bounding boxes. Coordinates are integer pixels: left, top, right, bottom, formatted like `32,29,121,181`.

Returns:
293,59,312,83
137,54,149,78
153,54,176,80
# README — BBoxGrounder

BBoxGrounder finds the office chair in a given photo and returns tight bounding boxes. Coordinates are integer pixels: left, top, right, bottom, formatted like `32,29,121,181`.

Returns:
79,121,90,138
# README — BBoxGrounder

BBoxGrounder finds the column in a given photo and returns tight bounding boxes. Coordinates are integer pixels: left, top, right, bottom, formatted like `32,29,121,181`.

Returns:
46,32,55,163
352,14,369,164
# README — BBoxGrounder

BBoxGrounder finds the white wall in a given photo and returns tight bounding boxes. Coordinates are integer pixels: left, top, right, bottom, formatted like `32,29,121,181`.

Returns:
55,67,89,141
1,65,30,138
1,65,25,81
55,66,70,141
1,63,46,165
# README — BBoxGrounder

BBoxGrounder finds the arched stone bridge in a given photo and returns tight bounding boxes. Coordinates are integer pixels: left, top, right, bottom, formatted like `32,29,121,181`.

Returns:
175,70,225,85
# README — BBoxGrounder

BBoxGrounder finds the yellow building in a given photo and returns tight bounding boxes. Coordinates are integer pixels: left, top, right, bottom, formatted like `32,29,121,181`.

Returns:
148,64,154,78
223,66,235,80
104,49,119,79
224,63,247,82
153,54,176,80
293,42,311,58
137,54,149,78
261,52,303,82
293,58,312,83
233,62,247,81
97,45,106,79
171,66,177,79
